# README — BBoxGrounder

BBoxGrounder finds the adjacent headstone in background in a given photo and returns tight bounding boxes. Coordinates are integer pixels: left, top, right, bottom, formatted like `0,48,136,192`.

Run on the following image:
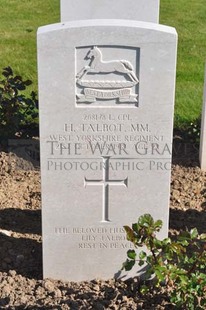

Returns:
38,20,177,281
61,0,160,23
200,64,206,171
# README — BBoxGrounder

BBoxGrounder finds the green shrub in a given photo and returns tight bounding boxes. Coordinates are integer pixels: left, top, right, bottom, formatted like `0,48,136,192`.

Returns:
122,214,206,309
0,66,38,143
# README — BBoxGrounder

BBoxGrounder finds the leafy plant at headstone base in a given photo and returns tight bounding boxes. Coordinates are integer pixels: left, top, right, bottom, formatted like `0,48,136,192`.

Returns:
122,214,206,309
0,66,39,144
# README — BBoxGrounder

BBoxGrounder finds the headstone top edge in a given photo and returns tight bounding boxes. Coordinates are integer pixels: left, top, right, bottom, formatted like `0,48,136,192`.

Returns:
37,20,177,36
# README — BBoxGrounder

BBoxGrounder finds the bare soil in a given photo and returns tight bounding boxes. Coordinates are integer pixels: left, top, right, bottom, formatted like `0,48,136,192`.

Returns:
0,135,205,309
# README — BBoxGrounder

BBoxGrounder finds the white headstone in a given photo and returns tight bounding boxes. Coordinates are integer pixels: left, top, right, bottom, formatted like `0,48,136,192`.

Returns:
61,0,160,23
200,64,206,171
38,19,177,281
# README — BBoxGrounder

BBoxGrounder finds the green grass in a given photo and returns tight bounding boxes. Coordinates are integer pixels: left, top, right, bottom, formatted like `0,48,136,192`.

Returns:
0,0,205,127
160,0,206,127
0,0,59,92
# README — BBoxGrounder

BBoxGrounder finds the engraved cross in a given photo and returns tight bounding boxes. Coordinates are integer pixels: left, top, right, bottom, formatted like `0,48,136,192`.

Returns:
84,156,128,222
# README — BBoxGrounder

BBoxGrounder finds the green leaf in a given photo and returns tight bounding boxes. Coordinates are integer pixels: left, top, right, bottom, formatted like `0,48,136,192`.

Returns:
139,259,144,266
24,79,32,86
178,239,189,246
2,66,13,77
179,231,191,239
16,83,26,91
155,269,165,282
132,223,139,232
122,259,135,271
163,238,171,244
170,242,185,254
154,219,163,230
127,249,136,260
190,228,198,239
123,225,136,243
138,214,154,227
200,234,206,240
139,251,147,260
140,285,149,294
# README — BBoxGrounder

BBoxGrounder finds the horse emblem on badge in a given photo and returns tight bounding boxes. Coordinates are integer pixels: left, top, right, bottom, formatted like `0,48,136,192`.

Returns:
76,46,139,106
